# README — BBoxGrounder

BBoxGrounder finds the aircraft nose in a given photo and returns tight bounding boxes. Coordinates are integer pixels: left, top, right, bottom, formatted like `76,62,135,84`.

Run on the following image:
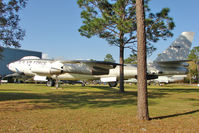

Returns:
7,63,13,70
6,63,10,68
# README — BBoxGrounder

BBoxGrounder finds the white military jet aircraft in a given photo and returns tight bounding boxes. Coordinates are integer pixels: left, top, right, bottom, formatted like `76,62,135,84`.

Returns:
7,32,194,87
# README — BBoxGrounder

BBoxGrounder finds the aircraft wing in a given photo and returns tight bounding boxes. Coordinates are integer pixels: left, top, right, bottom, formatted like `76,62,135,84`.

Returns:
62,60,119,68
4,72,33,82
61,60,120,75
4,72,25,78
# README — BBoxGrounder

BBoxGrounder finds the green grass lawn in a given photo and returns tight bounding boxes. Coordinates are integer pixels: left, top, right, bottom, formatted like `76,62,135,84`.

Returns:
0,83,199,132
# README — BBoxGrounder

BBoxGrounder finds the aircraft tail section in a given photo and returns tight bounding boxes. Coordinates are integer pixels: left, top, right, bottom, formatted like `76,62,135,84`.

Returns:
154,32,195,62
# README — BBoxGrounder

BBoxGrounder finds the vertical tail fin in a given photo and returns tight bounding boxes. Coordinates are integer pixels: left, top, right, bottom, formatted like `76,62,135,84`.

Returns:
154,32,195,62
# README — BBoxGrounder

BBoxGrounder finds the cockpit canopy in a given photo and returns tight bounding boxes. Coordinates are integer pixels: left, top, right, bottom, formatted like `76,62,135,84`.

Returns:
20,56,40,60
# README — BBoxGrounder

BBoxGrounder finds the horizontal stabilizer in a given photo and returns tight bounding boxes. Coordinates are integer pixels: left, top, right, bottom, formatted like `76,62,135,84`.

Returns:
156,60,191,64
155,60,190,67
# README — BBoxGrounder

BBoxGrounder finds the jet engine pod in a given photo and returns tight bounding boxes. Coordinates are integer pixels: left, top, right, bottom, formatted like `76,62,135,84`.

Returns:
50,61,64,74
31,61,64,75
31,66,51,75
92,66,109,75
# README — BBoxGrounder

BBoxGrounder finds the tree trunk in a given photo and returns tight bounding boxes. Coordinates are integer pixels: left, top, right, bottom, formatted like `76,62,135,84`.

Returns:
119,45,125,92
189,74,192,84
197,61,199,84
136,0,149,120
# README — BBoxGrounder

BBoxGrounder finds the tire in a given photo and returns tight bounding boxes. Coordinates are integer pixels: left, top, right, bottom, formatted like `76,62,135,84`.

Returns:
81,83,85,87
108,82,117,87
46,79,55,87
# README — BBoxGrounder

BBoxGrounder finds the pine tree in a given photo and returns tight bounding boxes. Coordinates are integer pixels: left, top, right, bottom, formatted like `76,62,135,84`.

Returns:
77,0,175,92
104,54,115,62
124,54,137,64
188,47,199,83
136,0,149,121
0,0,27,53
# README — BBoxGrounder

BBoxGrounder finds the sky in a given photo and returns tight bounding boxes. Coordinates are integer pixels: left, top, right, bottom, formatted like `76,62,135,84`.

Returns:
17,0,199,62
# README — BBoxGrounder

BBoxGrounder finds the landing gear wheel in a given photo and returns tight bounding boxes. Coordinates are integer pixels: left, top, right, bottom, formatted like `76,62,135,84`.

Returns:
81,83,85,87
108,82,118,87
46,79,55,87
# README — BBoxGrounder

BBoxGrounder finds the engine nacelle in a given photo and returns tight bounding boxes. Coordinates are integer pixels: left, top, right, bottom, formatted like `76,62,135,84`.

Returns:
31,61,63,75
92,66,109,75
50,61,64,74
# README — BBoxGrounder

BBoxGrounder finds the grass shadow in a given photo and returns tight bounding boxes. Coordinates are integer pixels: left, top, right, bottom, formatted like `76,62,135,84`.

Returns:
86,85,119,91
152,88,199,93
151,109,199,120
0,90,138,110
1,84,193,111
0,88,168,111
0,86,168,111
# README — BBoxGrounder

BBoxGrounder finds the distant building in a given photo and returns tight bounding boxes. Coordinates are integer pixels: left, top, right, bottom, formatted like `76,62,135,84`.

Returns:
0,47,42,76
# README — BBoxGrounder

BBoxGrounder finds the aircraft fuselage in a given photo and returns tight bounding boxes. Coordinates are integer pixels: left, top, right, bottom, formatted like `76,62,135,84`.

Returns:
7,59,188,82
